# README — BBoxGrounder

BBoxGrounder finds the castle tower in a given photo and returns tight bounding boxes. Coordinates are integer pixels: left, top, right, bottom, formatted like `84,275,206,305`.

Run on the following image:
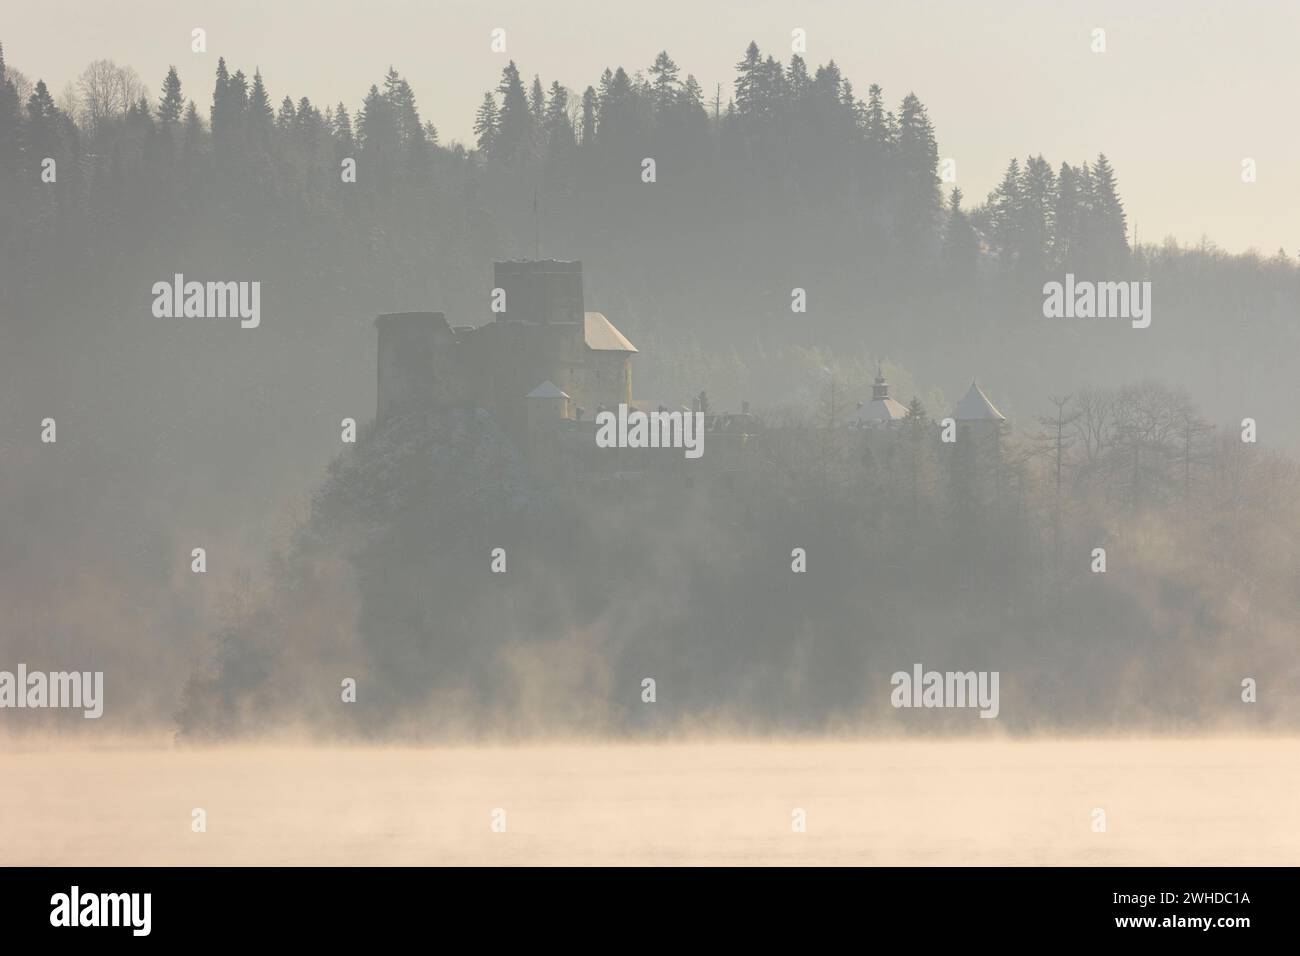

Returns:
375,311,462,419
525,380,570,425
372,259,635,441
524,380,571,480
474,259,635,431
494,259,584,325
948,380,1007,510
952,380,1006,432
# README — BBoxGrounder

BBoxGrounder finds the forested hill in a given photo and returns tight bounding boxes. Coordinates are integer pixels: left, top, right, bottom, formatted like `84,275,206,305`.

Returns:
2,38,1295,396
0,40,1147,328
1,39,1297,732
3,39,1296,604
2,37,1295,338
2,36,1296,459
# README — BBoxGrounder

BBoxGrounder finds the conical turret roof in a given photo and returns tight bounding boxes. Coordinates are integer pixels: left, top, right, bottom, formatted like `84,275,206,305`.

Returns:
952,381,1005,421
526,380,569,399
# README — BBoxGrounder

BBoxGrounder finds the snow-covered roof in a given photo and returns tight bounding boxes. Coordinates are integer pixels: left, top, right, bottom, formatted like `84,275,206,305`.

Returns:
952,381,1005,421
850,397,910,423
526,380,569,399
584,312,637,352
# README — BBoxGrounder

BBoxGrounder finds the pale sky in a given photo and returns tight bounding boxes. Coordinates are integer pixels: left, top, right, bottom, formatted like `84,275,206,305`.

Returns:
5,0,1296,255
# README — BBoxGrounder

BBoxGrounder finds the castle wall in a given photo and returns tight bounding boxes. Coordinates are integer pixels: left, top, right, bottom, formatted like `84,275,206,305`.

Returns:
375,261,634,443
560,351,630,419
458,320,582,436
376,312,466,419
939,419,1005,511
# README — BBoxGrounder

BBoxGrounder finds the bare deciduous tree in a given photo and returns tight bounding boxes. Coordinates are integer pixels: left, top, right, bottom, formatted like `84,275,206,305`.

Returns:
7,65,33,104
77,59,143,133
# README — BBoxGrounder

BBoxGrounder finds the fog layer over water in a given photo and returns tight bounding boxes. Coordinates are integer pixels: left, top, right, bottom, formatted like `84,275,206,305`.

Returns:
2,737,1296,865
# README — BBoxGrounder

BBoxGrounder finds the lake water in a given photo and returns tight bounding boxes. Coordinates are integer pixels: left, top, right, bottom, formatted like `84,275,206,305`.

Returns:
2,737,1296,865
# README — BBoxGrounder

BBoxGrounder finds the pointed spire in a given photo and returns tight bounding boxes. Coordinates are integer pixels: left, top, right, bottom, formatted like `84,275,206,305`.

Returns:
854,363,908,423
872,363,889,400
953,381,1005,421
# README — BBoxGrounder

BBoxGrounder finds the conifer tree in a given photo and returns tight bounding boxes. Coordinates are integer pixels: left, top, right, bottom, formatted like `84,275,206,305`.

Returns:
988,158,1022,270
246,70,273,153
382,68,423,153
529,74,545,127
681,75,705,111
181,100,202,155
1017,154,1057,277
212,64,248,160
811,61,843,109
896,92,941,259
277,95,296,131
733,42,762,120
357,82,402,186
494,61,532,163
905,395,932,516
544,81,574,153
24,79,60,174
1053,162,1082,271
786,55,810,103
209,57,230,141
228,70,248,116
1088,152,1128,271
1075,161,1096,272
861,83,894,195
649,51,680,116
678,74,708,138
333,103,353,151
158,66,183,125
941,188,979,282
295,96,322,152
596,68,614,117
762,55,788,121
596,67,633,145
579,86,596,146
0,43,22,173
473,91,498,155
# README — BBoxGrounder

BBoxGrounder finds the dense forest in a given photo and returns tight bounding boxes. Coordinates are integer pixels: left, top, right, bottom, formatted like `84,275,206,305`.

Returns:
0,40,1149,322
172,378,1300,738
0,40,1296,734
2,39,1296,412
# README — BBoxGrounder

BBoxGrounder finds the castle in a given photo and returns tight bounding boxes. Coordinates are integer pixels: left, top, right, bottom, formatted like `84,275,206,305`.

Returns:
376,259,635,441
374,258,1008,496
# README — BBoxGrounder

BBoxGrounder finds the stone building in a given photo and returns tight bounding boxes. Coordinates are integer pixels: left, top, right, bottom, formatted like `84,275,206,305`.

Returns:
943,380,1007,509
849,366,910,427
375,259,636,440
372,259,1006,501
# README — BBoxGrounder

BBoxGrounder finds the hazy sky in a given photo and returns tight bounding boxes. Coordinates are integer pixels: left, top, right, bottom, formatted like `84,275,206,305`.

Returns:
5,0,1296,255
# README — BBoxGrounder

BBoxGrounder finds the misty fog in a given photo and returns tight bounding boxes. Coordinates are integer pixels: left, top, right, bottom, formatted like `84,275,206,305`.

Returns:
0,32,1296,742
